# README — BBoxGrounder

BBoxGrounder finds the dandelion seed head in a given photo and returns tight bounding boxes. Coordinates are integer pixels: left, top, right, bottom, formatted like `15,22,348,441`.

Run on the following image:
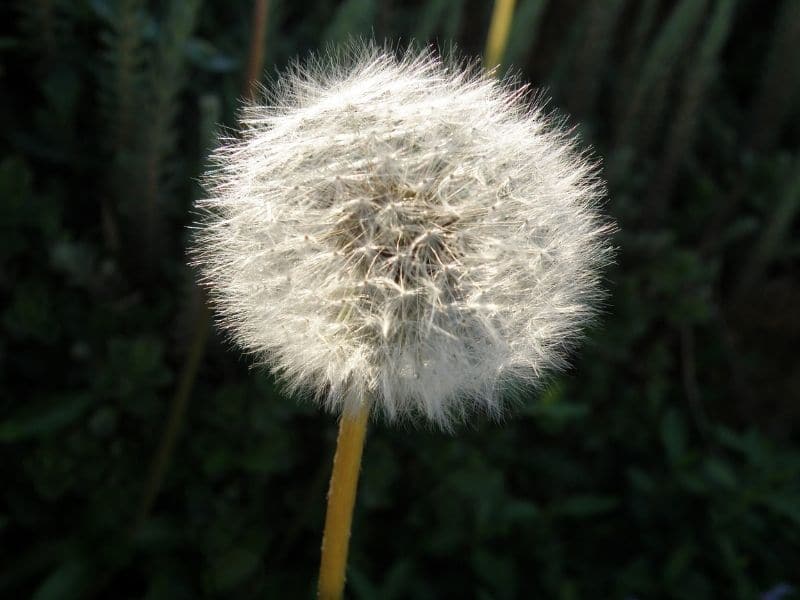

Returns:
192,43,615,429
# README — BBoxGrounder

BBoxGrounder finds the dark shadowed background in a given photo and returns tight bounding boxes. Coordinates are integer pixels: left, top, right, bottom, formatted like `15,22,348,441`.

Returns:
1,0,799,598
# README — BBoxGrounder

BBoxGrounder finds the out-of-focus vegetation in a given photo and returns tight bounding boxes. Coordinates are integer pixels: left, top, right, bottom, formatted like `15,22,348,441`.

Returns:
1,0,799,598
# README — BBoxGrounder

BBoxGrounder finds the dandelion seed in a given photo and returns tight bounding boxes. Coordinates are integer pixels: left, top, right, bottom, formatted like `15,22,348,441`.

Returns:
191,42,614,429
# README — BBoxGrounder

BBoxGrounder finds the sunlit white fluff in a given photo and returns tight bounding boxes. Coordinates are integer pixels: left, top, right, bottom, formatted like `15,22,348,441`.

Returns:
191,43,614,428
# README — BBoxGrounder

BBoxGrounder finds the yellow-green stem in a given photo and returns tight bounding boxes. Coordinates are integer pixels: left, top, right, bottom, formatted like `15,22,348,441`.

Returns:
485,0,518,71
318,403,370,600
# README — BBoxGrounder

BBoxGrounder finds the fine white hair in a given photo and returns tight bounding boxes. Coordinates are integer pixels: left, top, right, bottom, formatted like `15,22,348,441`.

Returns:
192,42,614,429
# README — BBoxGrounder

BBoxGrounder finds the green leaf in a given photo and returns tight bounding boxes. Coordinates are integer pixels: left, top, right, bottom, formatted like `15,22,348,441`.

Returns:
663,543,696,583
628,467,657,494
3,282,60,343
240,436,294,475
505,0,550,67
322,0,377,45
555,495,619,518
761,494,800,527
661,409,687,464
209,547,261,592
32,559,87,600
413,0,465,41
704,457,737,488
0,394,92,442
472,549,516,600
184,38,238,73
505,499,540,523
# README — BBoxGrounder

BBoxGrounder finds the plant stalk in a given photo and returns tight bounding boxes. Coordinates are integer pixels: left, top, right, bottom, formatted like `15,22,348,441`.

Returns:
243,0,269,100
318,403,370,600
485,0,517,70
135,296,210,528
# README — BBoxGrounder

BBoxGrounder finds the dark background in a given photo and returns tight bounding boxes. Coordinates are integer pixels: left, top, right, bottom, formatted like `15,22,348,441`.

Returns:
1,0,799,598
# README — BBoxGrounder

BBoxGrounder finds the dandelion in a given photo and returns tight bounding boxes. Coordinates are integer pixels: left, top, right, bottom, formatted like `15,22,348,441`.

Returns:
191,42,614,599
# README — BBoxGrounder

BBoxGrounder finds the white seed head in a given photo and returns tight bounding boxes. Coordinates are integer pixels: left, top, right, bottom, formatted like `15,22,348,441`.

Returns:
191,43,614,429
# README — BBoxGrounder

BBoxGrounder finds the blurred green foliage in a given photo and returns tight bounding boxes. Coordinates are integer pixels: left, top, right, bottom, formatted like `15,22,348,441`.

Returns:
1,0,799,598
